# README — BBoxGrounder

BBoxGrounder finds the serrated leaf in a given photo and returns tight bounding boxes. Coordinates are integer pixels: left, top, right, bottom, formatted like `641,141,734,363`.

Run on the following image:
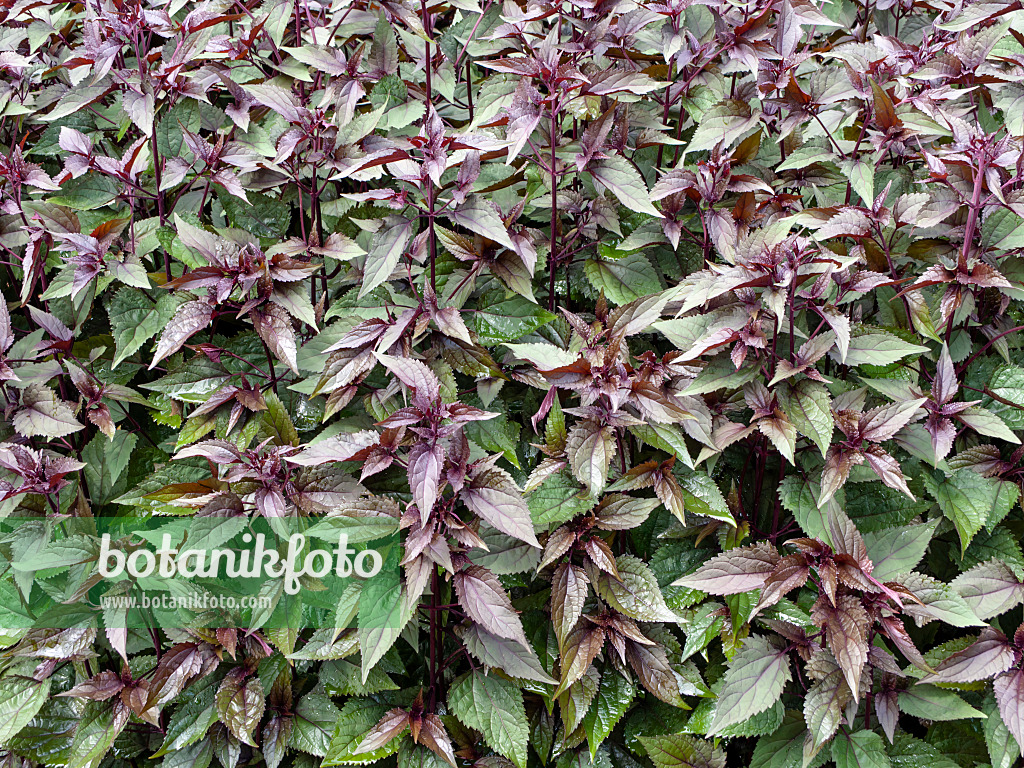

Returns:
831,731,891,768
0,675,50,744
994,669,1024,758
472,297,556,345
216,671,266,747
778,380,833,458
448,672,529,768
925,470,1005,554
708,635,791,734
804,654,849,753
951,560,1024,621
461,624,556,685
898,683,986,721
750,710,811,768
13,384,83,438
360,216,413,298
461,467,539,547
597,555,678,622
584,253,662,305
843,330,928,367
673,542,779,594
150,300,214,368
863,520,937,581
67,702,128,768
589,156,662,217
639,734,724,768
900,571,984,628
107,288,180,367
528,472,597,527
447,197,516,251
984,691,1022,768
583,672,635,758
454,565,529,647
567,422,615,496
323,698,392,764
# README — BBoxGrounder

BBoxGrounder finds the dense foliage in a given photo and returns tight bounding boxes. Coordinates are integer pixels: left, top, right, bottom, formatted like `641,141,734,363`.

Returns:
2,0,1024,767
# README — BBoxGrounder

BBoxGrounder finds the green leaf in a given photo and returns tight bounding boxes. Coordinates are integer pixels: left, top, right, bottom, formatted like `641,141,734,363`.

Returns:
567,421,614,495
447,196,517,250
82,430,138,506
677,472,735,526
48,174,121,210
589,156,662,217
950,559,1024,621
0,675,50,744
323,697,388,764
689,695,784,738
583,672,635,758
983,692,1021,768
358,577,414,684
107,288,180,368
3,695,77,765
777,380,833,458
449,671,529,768
67,702,128,768
924,470,1005,554
399,742,451,768
778,476,835,542
898,683,986,721
288,696,339,761
528,472,597,528
863,520,937,581
218,189,291,238
471,296,556,345
42,86,108,122
832,730,891,768
461,625,555,685
584,253,661,305
682,357,760,396
469,528,540,574
708,636,791,735
502,342,579,370
360,216,414,298
629,423,692,467
900,571,984,627
114,460,208,513
258,391,299,447
162,738,214,768
156,99,202,158
560,666,600,735
750,710,816,768
639,734,724,768
887,734,961,768
984,365,1024,430
982,207,1024,250
597,555,679,622
845,159,875,205
680,602,726,662
804,654,847,753
958,526,1024,577
464,401,521,468
844,329,928,367
956,407,1021,445
153,684,218,757
143,357,232,403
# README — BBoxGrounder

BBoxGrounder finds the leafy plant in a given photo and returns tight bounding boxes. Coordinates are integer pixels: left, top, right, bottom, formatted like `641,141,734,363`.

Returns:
0,1,1023,768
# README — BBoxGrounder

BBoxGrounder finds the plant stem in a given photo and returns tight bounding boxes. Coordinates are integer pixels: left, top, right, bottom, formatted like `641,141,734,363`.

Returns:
548,99,559,312
150,121,169,280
